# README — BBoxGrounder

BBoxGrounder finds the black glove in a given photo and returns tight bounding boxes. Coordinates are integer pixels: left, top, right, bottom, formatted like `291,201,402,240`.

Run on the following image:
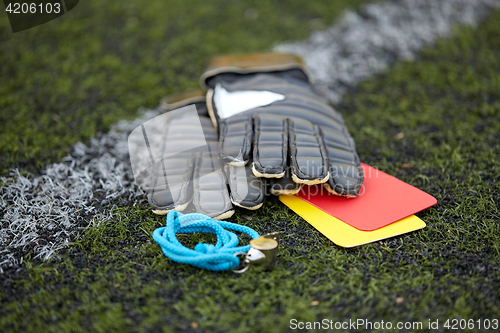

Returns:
200,53,363,197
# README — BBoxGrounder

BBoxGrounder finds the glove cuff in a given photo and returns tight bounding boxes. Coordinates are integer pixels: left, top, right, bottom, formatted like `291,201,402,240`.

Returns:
200,52,312,90
158,88,209,117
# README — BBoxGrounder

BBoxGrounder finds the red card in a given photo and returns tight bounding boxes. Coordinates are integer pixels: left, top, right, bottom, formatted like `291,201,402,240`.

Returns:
297,163,437,231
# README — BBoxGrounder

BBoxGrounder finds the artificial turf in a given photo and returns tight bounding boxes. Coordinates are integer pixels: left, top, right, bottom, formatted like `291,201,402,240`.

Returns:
1,2,500,333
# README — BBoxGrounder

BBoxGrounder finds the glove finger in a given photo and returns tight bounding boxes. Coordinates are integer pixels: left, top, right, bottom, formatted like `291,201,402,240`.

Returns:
252,114,288,178
225,162,265,210
218,115,253,166
288,118,329,184
192,116,235,220
269,167,301,195
322,128,363,197
192,149,235,220
148,154,195,215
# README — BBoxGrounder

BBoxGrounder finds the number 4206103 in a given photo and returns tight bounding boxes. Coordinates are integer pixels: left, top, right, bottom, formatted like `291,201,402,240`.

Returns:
444,319,498,330
6,2,62,14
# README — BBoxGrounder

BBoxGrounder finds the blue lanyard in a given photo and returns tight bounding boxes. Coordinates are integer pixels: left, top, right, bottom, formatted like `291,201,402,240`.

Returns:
152,211,260,271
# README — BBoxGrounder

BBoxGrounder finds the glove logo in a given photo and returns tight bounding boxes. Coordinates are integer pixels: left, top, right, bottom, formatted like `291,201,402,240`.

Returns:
4,0,79,33
213,84,284,119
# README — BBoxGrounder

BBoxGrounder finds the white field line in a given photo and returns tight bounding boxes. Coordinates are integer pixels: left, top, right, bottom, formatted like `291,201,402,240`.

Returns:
1,0,499,272
277,0,500,103
0,110,158,271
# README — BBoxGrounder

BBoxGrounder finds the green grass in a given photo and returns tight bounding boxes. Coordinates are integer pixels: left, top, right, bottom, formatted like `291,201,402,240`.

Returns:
0,0,369,174
2,2,500,333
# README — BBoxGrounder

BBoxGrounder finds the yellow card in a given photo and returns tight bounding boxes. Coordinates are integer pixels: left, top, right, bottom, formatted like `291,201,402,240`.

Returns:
279,195,426,248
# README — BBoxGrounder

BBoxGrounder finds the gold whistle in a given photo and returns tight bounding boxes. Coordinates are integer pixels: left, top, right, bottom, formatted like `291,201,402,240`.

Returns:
233,232,279,273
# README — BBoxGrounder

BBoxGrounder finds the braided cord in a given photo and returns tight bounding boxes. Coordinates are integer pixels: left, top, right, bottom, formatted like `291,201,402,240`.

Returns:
152,211,260,271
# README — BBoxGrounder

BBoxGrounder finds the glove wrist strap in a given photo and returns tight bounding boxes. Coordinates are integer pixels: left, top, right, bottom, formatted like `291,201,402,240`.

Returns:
200,52,312,89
